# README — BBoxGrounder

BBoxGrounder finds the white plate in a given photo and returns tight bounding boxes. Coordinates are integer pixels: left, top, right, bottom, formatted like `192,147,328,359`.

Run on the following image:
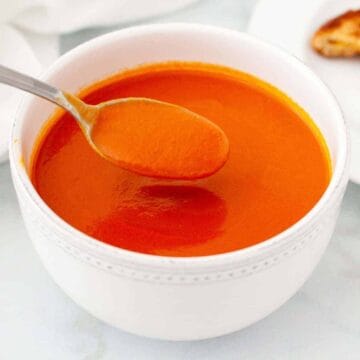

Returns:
0,25,42,164
248,0,360,183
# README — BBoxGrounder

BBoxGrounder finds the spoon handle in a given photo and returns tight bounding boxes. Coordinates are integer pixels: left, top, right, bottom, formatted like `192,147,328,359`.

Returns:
0,64,65,107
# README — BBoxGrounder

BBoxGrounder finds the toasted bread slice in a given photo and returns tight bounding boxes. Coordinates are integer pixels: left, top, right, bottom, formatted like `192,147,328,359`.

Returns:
311,10,360,57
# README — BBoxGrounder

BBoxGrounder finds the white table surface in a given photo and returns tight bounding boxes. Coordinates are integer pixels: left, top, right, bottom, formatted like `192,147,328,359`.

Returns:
1,1,359,358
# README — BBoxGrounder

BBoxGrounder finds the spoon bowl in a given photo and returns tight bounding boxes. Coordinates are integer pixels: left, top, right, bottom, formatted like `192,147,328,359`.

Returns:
64,93,229,179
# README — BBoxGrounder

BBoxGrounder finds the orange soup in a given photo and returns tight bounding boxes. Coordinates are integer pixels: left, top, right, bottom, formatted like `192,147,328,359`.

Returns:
30,62,331,257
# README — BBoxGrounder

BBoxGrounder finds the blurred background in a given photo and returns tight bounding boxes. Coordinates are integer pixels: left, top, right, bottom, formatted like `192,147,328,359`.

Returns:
0,1,359,359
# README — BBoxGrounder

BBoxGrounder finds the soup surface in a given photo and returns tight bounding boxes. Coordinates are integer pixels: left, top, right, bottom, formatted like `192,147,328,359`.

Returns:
30,62,331,257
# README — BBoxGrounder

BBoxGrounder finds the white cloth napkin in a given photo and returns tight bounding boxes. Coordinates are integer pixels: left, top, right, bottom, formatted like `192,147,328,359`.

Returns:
0,0,198,163
0,24,42,162
12,0,198,34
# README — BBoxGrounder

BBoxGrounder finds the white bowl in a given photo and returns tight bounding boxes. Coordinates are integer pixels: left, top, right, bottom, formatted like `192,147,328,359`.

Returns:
10,24,349,341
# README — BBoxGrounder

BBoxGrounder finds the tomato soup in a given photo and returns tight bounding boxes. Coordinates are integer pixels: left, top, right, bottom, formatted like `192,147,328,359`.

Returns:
30,62,331,257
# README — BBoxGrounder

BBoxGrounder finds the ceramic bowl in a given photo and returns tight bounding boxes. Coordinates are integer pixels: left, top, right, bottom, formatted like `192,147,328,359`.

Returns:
10,24,349,340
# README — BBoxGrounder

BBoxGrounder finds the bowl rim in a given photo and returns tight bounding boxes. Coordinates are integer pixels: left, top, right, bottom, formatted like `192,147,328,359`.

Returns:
9,23,350,269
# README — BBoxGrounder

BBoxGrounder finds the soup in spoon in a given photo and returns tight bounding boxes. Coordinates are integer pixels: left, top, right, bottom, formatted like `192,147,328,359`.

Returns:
64,93,229,179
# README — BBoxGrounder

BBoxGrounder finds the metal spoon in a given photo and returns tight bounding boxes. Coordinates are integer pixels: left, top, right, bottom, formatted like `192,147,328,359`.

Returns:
0,64,229,179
